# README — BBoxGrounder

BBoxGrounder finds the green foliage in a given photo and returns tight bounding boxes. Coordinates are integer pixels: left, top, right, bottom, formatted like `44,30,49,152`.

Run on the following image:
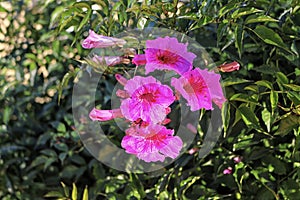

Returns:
0,0,300,199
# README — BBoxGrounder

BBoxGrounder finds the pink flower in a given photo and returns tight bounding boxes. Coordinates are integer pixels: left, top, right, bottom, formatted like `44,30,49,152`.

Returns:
92,55,130,66
223,167,233,175
144,37,196,75
218,61,240,72
188,147,199,155
89,108,123,121
233,156,242,163
132,54,147,66
120,76,175,123
82,30,126,49
115,74,128,86
171,68,226,111
121,124,183,162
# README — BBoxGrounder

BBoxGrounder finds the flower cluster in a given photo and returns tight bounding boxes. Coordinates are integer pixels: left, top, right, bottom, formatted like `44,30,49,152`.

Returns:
82,30,227,162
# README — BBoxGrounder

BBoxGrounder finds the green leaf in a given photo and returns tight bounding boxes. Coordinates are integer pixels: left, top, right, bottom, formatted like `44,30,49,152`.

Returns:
44,191,64,198
217,22,227,45
82,186,88,200
50,6,65,28
276,72,289,84
58,70,78,104
218,2,238,18
276,114,300,136
263,155,287,175
230,94,260,105
61,182,70,197
77,8,91,32
262,108,271,132
232,7,263,19
44,157,57,171
287,91,300,106
72,183,77,200
222,102,230,136
252,25,290,52
252,65,279,75
238,106,260,129
3,106,11,125
130,173,146,198
245,15,279,24
255,80,273,89
223,77,251,87
283,84,300,91
235,24,244,58
51,121,67,132
270,90,278,113
54,143,69,152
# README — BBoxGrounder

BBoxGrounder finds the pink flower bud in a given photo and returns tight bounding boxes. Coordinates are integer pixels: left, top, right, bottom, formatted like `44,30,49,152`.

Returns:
165,107,171,115
217,61,240,72
188,147,199,155
93,55,130,66
223,167,233,175
89,108,123,121
132,54,147,66
161,118,171,125
82,30,126,49
233,156,242,163
115,74,128,86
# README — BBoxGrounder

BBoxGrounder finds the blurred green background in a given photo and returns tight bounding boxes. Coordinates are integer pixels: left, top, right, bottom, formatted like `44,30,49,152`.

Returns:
0,0,300,199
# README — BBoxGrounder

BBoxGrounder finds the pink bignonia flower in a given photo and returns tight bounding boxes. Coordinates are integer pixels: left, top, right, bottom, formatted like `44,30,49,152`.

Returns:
223,167,233,175
217,61,240,72
92,55,130,66
121,124,183,162
89,108,123,121
233,156,242,163
188,147,199,155
144,37,196,75
171,68,226,111
115,74,128,86
132,54,147,66
82,30,126,49
120,76,175,123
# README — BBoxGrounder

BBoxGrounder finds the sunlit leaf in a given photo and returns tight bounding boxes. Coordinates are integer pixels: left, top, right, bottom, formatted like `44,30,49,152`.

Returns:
252,25,291,53
72,183,77,200
238,106,260,129
245,15,278,24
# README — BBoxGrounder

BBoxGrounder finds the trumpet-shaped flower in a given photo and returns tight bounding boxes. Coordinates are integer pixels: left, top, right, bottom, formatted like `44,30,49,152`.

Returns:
120,76,175,123
217,61,240,72
82,30,126,49
121,124,183,162
144,37,196,75
171,68,226,111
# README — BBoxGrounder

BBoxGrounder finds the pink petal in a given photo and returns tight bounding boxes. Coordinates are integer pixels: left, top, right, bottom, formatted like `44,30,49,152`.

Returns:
171,70,212,111
124,76,158,95
159,136,183,158
121,124,183,162
146,37,196,63
115,74,128,86
89,108,123,121
132,54,147,66
197,69,226,109
145,48,192,75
